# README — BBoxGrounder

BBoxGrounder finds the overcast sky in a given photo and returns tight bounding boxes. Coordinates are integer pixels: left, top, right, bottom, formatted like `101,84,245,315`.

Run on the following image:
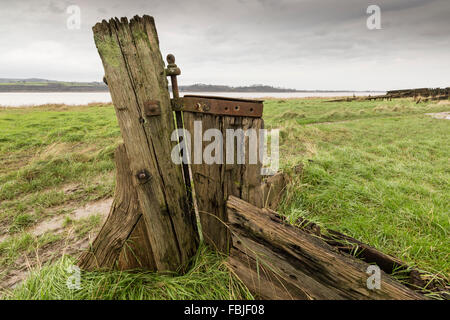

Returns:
0,0,448,90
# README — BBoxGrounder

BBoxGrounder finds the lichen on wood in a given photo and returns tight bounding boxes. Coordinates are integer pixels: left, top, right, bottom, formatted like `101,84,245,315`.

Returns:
80,15,199,273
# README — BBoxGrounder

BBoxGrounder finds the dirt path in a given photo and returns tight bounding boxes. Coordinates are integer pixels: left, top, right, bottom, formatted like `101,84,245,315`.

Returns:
0,198,112,292
425,111,450,120
31,198,112,237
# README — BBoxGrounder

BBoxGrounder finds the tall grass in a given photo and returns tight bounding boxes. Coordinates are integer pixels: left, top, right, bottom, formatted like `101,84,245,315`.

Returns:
4,245,252,300
275,112,449,275
1,99,448,299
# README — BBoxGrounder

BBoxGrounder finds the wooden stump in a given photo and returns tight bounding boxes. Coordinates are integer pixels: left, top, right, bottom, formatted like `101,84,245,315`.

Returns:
78,144,156,271
79,16,199,273
117,217,156,270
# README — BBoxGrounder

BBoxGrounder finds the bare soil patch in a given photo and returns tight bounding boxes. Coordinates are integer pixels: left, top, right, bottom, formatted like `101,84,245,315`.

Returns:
425,111,450,120
0,198,112,292
31,198,112,237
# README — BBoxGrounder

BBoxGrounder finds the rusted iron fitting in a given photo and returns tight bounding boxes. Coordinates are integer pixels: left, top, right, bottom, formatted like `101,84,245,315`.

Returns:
165,54,181,77
171,97,184,111
136,170,151,184
195,102,210,112
143,100,161,117
166,53,181,101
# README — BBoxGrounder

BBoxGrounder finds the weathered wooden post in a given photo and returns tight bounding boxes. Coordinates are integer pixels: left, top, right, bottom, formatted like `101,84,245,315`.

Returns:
78,15,199,272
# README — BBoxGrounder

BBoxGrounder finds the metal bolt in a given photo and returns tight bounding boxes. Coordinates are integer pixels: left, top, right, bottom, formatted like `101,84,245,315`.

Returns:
166,54,176,65
137,171,148,180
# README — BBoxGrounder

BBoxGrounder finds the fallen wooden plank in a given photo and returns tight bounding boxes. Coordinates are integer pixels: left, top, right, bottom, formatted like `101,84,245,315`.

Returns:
293,215,449,298
226,196,425,300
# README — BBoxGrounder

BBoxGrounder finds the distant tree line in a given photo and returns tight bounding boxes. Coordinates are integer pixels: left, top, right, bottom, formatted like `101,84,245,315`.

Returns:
175,84,299,92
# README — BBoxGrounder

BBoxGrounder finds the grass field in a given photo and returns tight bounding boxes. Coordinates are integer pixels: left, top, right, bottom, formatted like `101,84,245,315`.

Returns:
0,97,448,299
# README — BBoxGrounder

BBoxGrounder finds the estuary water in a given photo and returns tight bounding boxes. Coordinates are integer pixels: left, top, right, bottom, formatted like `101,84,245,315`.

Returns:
0,91,385,107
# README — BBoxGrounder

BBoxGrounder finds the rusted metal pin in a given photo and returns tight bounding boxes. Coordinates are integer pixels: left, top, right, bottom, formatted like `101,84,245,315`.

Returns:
138,172,147,180
165,54,198,225
166,54,181,99
136,170,150,183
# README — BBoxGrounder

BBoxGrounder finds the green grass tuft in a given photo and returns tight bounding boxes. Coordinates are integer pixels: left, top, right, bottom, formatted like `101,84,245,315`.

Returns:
4,246,253,300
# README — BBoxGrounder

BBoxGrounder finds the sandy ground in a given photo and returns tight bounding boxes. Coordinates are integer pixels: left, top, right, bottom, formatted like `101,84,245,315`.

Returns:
0,198,112,292
31,199,112,237
425,111,450,120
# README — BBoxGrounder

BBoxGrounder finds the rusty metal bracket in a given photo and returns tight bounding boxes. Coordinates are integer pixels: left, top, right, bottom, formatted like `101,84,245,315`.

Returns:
143,100,161,116
164,53,263,117
171,97,184,112
171,95,263,118
165,54,181,78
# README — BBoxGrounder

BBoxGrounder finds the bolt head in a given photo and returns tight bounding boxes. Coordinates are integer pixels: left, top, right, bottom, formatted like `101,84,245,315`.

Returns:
166,54,175,64
138,172,147,180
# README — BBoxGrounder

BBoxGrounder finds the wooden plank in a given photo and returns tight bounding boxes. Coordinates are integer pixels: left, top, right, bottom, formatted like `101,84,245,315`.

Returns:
291,217,449,297
183,113,264,253
226,196,425,300
92,16,198,272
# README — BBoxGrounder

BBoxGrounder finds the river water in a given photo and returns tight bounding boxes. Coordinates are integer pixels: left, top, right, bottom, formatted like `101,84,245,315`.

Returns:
0,91,385,107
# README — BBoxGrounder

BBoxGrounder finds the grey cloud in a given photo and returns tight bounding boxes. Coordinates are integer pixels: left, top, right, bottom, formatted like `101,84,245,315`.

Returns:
0,0,448,90
48,0,69,14
381,0,440,13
